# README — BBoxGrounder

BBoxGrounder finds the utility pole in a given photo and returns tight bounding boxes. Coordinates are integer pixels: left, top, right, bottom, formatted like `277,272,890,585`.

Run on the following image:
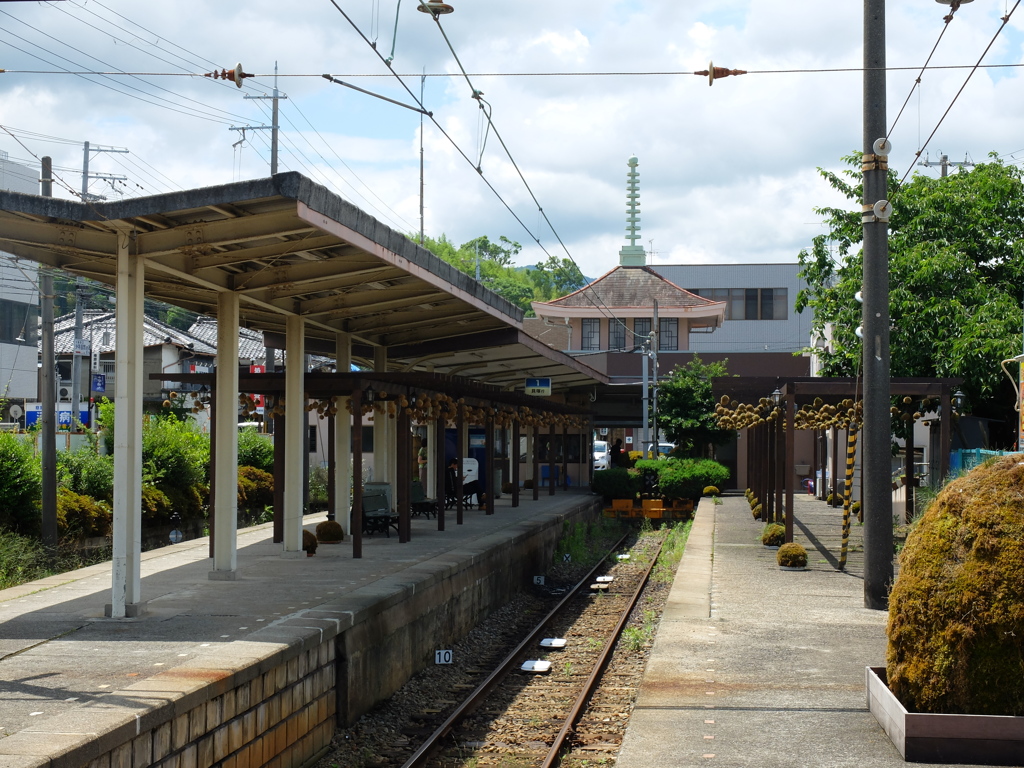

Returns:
652,299,660,452
239,62,287,174
419,70,426,246
40,158,57,555
76,141,128,425
917,153,975,178
862,0,893,610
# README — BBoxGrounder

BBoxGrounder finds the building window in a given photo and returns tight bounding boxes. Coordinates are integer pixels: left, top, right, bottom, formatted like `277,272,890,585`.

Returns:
692,288,787,320
581,318,601,350
659,318,678,350
634,318,651,347
608,319,626,351
0,299,37,346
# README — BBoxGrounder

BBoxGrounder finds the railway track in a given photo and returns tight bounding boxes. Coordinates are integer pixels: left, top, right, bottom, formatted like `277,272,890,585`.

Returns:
400,532,667,768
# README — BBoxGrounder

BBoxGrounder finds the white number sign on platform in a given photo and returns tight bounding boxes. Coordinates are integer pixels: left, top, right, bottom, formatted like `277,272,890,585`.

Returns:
533,575,545,585
435,650,453,664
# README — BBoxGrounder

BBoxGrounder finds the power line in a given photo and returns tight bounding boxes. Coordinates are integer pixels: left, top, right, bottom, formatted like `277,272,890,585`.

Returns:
6,62,1024,78
898,1,1021,186
886,2,963,140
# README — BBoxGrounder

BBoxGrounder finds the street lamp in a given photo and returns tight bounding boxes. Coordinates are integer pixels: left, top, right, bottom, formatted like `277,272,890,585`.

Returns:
771,388,782,407
952,389,967,413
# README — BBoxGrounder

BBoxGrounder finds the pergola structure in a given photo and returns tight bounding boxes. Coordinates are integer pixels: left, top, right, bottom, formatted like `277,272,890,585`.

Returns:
712,376,963,552
0,173,607,617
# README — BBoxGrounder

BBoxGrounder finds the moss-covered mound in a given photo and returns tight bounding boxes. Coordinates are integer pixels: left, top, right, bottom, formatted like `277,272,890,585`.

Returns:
886,455,1024,715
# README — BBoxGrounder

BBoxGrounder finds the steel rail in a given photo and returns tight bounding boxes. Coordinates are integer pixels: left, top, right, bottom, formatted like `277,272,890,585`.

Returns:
541,536,666,768
400,532,631,768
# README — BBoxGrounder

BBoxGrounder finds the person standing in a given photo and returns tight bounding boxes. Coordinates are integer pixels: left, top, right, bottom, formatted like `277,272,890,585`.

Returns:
610,438,624,467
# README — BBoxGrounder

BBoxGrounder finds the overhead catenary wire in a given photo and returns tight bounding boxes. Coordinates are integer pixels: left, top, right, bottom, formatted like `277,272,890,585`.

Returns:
898,1,1021,186
427,11,643,338
885,2,962,141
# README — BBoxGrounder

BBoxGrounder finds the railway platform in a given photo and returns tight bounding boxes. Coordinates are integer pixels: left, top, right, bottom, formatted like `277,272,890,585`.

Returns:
617,493,992,768
0,488,599,768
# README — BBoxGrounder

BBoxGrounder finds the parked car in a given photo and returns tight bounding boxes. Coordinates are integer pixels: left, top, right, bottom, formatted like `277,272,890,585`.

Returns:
641,441,675,459
593,439,610,470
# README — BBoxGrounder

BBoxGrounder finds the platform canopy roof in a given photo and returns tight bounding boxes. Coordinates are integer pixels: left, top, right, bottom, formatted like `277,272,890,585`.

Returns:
0,173,606,392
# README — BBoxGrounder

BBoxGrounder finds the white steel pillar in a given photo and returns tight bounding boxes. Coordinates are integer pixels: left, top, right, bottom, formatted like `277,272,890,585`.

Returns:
373,346,388,485
335,332,352,536
283,315,305,555
425,420,437,497
211,292,240,579
108,228,143,618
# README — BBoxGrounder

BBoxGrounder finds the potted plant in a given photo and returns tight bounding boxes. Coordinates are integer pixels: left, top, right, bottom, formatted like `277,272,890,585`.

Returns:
776,542,807,569
760,523,785,548
315,520,344,544
869,455,1024,763
302,529,318,556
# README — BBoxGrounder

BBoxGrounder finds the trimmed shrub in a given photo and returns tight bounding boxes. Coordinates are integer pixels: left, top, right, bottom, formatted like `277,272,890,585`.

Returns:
761,523,786,547
57,488,112,538
238,466,274,514
751,504,762,520
591,467,638,500
316,520,344,542
0,432,41,534
141,484,172,523
237,427,274,473
162,484,205,522
887,455,1024,715
703,486,720,496
302,529,318,554
777,542,807,568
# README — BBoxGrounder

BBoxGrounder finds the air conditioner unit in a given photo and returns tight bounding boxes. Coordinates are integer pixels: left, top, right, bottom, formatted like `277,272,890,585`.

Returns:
58,386,72,400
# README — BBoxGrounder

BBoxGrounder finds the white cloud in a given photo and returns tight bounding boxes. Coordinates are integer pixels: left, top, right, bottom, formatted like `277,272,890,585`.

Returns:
1,0,1022,272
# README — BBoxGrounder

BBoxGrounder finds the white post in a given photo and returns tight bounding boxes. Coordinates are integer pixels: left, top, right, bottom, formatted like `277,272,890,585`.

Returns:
426,420,437,497
283,316,305,555
211,292,239,579
335,332,352,536
108,228,143,617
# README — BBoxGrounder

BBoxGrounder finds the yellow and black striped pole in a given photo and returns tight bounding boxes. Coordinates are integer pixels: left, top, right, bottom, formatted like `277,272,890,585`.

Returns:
838,424,859,571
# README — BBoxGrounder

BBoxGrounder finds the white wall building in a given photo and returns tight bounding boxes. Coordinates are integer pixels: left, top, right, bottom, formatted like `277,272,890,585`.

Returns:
0,152,39,412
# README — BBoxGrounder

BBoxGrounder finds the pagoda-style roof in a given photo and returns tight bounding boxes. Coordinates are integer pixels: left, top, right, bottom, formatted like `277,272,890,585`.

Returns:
532,265,726,327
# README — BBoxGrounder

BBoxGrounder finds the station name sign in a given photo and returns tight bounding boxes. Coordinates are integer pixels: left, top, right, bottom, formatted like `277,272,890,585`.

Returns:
525,377,551,396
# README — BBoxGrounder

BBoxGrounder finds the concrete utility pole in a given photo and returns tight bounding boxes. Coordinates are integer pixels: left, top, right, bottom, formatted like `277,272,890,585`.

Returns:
917,153,975,178
862,0,893,610
239,62,288,174
76,142,128,424
40,158,57,555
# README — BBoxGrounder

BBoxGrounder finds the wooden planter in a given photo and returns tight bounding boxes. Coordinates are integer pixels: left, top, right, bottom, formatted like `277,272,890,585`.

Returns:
867,666,1024,764
611,498,634,511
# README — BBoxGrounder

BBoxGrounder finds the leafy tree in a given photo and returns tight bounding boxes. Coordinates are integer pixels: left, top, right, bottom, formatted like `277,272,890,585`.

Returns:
657,356,733,458
530,255,587,301
797,155,1024,441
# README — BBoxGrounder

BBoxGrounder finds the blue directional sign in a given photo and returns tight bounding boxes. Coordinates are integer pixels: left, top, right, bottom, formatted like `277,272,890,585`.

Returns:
525,378,551,396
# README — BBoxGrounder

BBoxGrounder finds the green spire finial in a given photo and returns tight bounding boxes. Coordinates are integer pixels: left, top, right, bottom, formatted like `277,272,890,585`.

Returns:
619,155,646,266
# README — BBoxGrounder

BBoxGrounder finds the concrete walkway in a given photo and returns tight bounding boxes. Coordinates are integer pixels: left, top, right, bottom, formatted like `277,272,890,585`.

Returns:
0,489,593,762
617,493,995,768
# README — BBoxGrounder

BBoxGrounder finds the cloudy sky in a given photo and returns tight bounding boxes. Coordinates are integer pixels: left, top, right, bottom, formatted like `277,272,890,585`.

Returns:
0,0,1022,277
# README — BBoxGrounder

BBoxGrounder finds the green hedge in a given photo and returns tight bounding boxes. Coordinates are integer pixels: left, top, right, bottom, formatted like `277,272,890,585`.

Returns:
591,467,639,500
0,433,41,534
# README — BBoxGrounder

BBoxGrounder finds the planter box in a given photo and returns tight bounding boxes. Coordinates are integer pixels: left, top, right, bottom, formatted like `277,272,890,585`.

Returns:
642,508,664,519
611,498,634,511
867,666,1024,764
